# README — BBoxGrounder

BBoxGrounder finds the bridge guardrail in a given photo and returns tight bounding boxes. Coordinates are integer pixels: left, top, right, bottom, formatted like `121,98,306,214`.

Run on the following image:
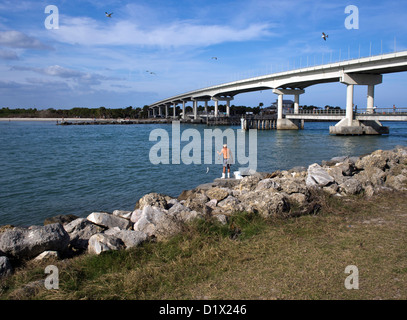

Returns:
286,108,407,116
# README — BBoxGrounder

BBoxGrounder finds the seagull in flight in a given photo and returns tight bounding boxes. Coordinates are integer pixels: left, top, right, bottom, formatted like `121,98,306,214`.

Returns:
322,32,328,41
146,70,156,75
211,57,218,60
105,12,113,18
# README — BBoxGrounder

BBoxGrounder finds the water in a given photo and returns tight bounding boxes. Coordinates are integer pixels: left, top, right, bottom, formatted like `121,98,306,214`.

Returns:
1,120,407,226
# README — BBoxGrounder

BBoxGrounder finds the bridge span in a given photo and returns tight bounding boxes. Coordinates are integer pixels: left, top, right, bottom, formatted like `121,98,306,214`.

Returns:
148,50,407,135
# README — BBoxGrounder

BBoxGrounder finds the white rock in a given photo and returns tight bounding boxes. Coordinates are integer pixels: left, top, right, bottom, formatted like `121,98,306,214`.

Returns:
104,227,148,249
306,163,335,187
34,250,59,261
88,233,124,255
112,210,133,220
87,212,132,230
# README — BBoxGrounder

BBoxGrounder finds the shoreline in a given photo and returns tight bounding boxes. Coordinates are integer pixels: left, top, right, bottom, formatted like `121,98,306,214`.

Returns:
1,145,407,280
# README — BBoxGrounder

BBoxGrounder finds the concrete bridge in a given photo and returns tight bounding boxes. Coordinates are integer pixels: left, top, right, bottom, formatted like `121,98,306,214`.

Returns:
148,50,407,135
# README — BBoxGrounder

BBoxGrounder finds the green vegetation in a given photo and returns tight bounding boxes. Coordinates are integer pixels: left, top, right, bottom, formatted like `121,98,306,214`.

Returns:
1,190,407,300
0,106,151,119
0,104,343,119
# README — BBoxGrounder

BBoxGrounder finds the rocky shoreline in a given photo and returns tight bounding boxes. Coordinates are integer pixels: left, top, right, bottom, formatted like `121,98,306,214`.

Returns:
1,146,407,278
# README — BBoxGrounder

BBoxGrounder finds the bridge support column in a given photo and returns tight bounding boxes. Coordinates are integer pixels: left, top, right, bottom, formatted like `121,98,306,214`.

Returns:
165,105,168,118
330,73,387,135
173,103,177,119
182,101,186,119
294,94,300,114
212,96,233,117
367,85,375,114
226,100,230,117
273,88,305,130
193,101,198,120
346,84,354,126
204,101,208,114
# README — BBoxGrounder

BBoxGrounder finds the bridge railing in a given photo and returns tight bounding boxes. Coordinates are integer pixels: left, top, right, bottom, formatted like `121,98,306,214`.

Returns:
286,109,346,115
355,108,407,115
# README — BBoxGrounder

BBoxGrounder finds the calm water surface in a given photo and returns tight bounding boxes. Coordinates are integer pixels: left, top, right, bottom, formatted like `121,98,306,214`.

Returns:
1,120,406,226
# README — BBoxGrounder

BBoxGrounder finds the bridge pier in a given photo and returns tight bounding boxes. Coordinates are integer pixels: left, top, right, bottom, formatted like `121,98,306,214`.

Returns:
212,96,234,117
173,102,177,119
330,73,388,135
273,88,305,130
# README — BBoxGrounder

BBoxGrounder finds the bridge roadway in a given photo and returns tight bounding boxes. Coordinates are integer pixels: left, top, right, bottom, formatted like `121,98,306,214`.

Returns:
148,50,407,135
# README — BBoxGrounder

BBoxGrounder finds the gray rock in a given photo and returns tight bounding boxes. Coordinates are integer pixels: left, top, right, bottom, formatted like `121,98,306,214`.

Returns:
135,192,169,210
217,196,240,214
88,233,125,255
112,210,132,220
64,218,104,250
354,167,386,187
0,223,70,260
237,190,289,218
385,174,407,191
0,256,13,278
104,228,148,249
255,178,281,192
306,163,335,187
339,178,362,195
87,212,132,230
34,250,59,261
133,205,182,240
205,187,230,202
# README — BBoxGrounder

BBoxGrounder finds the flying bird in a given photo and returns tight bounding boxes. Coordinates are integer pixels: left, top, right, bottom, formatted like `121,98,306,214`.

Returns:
322,32,328,41
105,12,113,18
211,57,218,60
146,70,156,75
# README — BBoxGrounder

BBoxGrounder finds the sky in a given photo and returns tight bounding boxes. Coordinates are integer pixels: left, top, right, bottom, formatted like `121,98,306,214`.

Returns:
1,0,407,109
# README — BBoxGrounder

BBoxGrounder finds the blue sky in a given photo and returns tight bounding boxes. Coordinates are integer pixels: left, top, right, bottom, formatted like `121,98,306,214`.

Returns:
1,0,407,109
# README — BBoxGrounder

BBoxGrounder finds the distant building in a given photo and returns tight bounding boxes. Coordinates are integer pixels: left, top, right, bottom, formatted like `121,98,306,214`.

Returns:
261,99,294,115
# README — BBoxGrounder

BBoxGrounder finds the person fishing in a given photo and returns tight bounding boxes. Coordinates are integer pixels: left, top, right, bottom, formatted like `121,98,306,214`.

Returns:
217,144,233,179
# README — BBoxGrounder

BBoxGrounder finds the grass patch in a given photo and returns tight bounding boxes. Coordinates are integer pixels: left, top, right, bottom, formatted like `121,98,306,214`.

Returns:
2,191,407,300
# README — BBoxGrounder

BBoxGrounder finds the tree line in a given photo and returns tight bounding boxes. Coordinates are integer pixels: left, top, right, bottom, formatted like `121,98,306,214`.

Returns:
0,104,342,119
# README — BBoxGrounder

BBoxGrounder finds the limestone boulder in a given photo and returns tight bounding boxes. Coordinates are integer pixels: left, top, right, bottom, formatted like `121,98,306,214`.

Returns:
132,205,183,240
135,192,170,210
255,178,281,192
104,227,148,249
217,196,240,214
237,190,290,218
385,174,407,191
205,187,230,202
339,178,362,195
355,149,398,171
306,163,335,187
112,210,133,220
0,223,70,260
168,201,204,223
88,233,125,255
354,167,386,187
87,212,132,230
64,218,104,251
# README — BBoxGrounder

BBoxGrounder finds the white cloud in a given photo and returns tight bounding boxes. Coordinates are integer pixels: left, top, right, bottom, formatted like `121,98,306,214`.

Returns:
0,49,19,60
0,31,52,50
10,65,122,85
49,16,273,48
